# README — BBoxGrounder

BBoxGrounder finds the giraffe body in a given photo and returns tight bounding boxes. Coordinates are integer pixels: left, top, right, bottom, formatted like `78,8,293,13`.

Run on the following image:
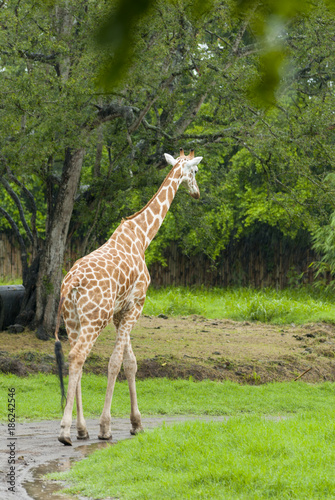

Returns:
55,150,202,445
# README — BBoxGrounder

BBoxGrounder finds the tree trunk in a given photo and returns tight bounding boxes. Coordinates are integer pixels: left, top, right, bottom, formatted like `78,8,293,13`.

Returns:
15,254,41,327
35,148,85,339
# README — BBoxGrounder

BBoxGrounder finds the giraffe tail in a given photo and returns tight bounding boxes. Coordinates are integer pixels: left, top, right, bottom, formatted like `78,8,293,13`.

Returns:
54,279,80,409
54,295,67,409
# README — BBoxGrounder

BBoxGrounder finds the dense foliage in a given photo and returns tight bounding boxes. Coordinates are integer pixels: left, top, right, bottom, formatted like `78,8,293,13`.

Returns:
1,0,335,330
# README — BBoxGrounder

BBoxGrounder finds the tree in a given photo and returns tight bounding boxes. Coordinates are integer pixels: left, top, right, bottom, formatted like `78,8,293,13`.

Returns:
1,0,335,338
0,1,155,337
1,0,258,336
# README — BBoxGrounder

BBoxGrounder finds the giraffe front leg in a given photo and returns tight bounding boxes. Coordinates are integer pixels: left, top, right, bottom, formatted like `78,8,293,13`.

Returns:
123,342,143,435
98,335,125,440
118,300,145,436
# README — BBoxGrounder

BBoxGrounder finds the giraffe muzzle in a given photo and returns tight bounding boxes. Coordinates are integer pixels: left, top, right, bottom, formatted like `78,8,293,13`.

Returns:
190,190,200,199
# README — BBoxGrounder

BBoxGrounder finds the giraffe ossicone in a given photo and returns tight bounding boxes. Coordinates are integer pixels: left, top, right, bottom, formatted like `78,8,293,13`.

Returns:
54,149,203,445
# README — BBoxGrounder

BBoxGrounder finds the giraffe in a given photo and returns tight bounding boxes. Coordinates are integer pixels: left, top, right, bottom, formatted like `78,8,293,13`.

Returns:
54,148,203,445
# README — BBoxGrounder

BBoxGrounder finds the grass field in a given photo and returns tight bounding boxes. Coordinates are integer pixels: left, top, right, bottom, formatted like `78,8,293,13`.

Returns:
2,280,335,325
1,373,334,498
143,286,335,324
1,373,334,421
49,412,335,499
1,284,335,498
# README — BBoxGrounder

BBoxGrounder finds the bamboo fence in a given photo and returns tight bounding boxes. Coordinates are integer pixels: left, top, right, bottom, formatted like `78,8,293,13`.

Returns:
0,232,321,288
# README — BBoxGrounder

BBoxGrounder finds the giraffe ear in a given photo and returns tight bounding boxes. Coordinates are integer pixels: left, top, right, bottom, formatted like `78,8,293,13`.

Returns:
164,153,177,166
186,157,203,167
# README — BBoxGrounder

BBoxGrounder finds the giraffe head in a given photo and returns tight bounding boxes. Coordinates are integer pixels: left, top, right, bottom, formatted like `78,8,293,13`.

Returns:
164,148,202,199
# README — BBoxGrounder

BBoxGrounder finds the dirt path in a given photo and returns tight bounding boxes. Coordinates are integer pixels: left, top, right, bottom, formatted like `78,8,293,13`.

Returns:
1,316,335,383
0,416,229,500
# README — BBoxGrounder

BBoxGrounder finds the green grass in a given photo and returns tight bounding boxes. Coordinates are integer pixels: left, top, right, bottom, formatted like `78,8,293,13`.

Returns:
2,283,333,498
1,373,334,421
144,286,335,324
1,282,335,324
2,373,334,498
0,277,22,285
49,412,335,499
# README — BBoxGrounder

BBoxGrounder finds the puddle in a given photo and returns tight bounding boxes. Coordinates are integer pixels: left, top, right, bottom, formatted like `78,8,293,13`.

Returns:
22,441,113,500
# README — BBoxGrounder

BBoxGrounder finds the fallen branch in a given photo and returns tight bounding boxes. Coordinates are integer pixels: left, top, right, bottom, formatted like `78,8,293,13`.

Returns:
294,367,312,381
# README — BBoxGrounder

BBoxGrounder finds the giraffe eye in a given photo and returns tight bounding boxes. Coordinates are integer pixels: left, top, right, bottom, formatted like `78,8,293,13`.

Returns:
193,166,198,174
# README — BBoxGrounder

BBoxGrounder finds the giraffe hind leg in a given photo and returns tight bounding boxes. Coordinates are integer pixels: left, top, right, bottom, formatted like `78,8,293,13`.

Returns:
98,332,126,440
58,327,95,445
61,307,89,442
76,368,89,440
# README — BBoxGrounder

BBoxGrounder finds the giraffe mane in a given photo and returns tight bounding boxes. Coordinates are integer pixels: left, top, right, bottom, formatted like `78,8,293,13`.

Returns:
126,160,182,221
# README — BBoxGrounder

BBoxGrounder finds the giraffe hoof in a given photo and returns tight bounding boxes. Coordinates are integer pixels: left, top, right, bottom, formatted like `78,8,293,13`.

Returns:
98,433,113,441
130,426,144,436
58,435,72,446
77,432,90,440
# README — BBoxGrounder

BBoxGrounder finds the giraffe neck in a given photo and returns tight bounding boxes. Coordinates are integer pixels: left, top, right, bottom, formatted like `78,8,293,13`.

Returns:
126,163,183,250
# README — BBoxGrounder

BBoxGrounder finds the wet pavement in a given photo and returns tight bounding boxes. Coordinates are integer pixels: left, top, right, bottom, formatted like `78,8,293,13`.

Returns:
0,416,229,500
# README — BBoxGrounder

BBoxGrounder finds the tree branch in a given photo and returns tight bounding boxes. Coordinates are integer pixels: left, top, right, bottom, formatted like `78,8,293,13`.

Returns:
0,207,26,251
204,29,233,49
128,94,159,134
19,50,59,62
141,119,173,140
1,155,38,245
0,48,59,64
173,90,210,137
0,174,34,245
87,102,137,130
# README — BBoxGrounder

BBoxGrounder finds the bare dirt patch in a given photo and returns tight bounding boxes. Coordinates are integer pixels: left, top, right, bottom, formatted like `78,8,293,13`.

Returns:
1,316,335,383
